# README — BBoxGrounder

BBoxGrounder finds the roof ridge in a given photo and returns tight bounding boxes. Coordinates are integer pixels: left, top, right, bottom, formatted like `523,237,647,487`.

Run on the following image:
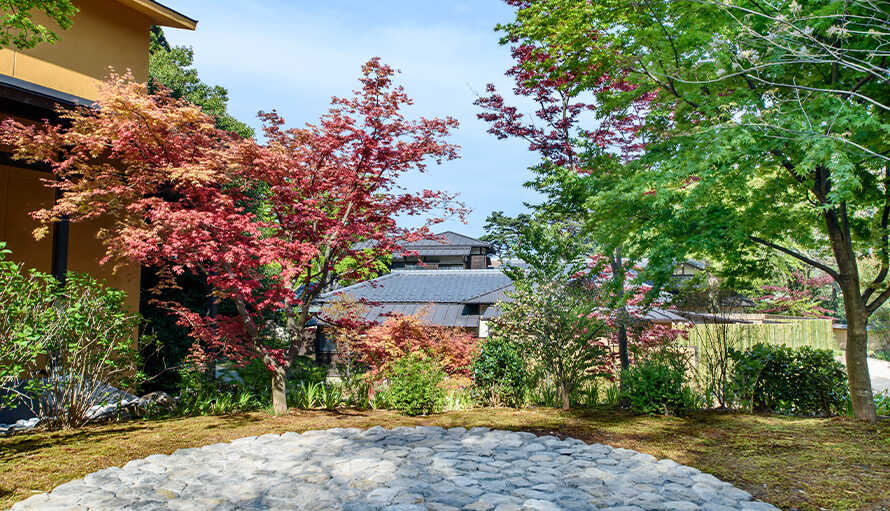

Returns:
463,282,514,302
318,272,395,298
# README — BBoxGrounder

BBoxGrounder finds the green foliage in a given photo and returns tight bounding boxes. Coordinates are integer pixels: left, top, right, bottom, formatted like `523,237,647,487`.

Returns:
875,391,890,417
495,0,890,420
443,387,475,411
529,381,560,408
0,244,144,427
149,26,253,138
0,0,78,50
385,352,446,416
288,356,328,386
472,337,527,408
170,368,263,417
0,244,58,408
286,381,346,410
621,358,697,416
480,211,534,259
493,279,612,409
730,344,848,416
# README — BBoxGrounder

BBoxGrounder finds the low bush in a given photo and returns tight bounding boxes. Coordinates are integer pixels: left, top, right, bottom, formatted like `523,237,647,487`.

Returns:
620,358,696,416
287,381,345,410
1,245,145,429
875,390,890,417
729,343,847,416
472,337,527,407
171,367,263,417
385,352,446,416
359,312,479,377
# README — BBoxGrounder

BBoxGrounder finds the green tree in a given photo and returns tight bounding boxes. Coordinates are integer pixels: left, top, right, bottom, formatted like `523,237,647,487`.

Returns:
496,0,888,422
0,0,77,50
480,211,534,259
493,278,612,410
149,26,253,138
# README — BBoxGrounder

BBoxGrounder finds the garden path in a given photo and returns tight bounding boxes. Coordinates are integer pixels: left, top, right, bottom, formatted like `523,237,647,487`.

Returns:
867,357,890,393
8,426,779,511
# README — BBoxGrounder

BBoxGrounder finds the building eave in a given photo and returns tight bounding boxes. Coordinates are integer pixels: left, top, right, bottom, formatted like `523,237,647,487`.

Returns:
0,73,94,121
116,0,198,30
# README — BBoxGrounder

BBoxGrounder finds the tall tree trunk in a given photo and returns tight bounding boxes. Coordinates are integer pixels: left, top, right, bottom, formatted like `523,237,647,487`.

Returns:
824,205,877,422
617,325,629,371
610,248,630,374
838,283,877,422
271,365,287,415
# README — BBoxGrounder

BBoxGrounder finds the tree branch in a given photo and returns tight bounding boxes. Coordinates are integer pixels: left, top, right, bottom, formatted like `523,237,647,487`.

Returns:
748,235,840,280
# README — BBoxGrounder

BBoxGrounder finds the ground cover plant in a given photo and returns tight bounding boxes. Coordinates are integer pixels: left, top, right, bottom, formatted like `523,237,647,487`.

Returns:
0,409,886,511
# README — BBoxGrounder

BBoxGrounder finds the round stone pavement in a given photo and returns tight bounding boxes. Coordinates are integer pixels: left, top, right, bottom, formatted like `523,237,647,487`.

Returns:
9,426,780,511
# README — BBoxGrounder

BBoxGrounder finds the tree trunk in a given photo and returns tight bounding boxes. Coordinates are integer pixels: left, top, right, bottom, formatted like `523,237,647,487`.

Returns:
610,249,630,377
559,382,570,410
822,202,877,422
271,365,287,415
838,283,877,422
617,324,629,371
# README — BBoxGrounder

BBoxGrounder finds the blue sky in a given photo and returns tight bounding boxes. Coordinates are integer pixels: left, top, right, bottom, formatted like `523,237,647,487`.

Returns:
163,1,541,238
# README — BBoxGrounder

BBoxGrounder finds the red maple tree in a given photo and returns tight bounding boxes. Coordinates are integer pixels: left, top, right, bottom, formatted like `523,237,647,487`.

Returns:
0,59,465,412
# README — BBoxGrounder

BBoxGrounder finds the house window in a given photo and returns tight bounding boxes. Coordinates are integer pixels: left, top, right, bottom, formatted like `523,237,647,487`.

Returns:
462,304,481,315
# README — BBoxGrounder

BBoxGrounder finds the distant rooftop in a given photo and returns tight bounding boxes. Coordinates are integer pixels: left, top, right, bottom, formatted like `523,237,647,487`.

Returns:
319,269,511,304
393,231,493,258
398,231,491,249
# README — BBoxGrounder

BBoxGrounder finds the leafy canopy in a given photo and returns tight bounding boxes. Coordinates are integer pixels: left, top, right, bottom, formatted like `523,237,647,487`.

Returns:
0,0,78,50
149,26,253,138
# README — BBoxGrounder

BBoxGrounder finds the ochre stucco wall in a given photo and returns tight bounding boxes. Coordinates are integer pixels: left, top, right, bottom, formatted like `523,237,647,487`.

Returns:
0,0,152,99
0,165,54,273
0,0,155,312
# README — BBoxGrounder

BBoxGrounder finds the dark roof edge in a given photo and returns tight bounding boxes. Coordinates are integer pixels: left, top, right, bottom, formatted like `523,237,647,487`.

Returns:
0,74,94,110
149,0,198,24
439,231,492,247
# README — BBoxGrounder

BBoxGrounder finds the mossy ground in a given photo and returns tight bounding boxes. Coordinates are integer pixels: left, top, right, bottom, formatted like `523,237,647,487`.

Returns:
1,408,887,510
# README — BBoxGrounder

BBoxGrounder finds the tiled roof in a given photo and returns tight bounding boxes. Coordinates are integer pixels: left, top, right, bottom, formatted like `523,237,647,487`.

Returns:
411,247,471,257
319,269,512,304
400,231,491,248
311,302,480,328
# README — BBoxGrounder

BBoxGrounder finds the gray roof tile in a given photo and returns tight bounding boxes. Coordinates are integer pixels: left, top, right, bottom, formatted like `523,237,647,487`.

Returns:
320,269,512,304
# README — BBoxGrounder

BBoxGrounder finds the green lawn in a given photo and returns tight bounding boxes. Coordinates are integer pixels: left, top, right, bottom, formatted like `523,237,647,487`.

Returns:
1,408,887,510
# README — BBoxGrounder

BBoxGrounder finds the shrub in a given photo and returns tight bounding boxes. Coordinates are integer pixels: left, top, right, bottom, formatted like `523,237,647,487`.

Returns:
492,280,612,410
620,358,696,415
472,337,527,407
729,343,847,416
0,244,59,410
1,246,145,429
171,367,263,416
385,352,446,416
358,311,479,377
288,356,328,386
286,381,345,410
875,390,890,417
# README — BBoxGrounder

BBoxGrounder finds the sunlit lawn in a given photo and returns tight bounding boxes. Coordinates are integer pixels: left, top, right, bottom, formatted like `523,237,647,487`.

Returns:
1,408,888,511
